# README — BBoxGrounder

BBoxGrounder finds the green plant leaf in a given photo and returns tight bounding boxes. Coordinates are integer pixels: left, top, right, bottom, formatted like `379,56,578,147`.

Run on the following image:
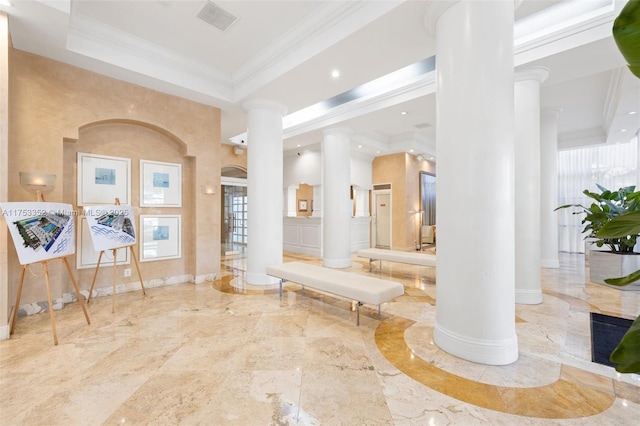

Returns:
610,314,640,374
596,211,640,238
613,0,640,79
604,269,640,286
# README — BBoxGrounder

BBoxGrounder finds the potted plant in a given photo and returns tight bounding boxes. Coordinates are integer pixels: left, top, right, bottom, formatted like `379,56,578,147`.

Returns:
596,210,640,373
555,184,640,288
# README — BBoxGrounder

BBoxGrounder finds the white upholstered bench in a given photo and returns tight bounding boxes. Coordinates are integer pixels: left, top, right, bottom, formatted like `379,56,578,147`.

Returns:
357,248,437,272
266,262,404,325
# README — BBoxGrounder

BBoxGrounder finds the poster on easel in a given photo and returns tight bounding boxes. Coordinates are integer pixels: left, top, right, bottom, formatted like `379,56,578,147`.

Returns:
83,205,136,251
0,202,76,265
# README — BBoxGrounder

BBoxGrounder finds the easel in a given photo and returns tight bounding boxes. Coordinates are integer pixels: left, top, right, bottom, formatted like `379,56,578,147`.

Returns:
10,191,91,345
87,198,146,313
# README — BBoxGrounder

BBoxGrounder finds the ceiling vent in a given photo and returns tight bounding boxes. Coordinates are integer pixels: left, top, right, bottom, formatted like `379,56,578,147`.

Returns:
414,122,431,129
197,1,238,32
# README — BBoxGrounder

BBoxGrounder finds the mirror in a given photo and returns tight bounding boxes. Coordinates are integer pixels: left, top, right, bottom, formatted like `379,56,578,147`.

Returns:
420,171,436,247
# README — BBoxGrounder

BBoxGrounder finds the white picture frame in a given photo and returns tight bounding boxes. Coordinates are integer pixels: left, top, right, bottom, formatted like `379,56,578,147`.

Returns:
140,160,182,207
78,152,131,206
140,215,181,262
76,216,130,269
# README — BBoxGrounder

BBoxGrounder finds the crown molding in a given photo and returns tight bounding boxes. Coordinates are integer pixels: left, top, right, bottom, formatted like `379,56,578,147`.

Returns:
66,13,234,102
232,0,407,102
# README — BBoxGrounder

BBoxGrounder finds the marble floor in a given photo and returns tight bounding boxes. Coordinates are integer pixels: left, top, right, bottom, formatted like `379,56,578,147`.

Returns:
1,251,639,425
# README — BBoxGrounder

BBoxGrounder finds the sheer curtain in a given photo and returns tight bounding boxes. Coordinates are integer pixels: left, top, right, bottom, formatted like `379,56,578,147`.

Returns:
557,135,639,253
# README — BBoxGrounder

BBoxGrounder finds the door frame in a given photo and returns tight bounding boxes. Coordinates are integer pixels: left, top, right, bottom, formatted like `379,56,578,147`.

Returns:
372,188,392,249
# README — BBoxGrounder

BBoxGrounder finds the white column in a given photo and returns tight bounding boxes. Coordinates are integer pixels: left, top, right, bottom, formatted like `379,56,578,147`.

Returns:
514,67,549,304
243,99,288,285
322,128,352,268
312,185,322,217
540,108,562,268
354,188,370,217
426,0,518,365
285,186,297,217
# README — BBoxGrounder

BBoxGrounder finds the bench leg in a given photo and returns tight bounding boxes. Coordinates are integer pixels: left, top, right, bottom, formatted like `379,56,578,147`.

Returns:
356,302,363,326
378,305,381,318
279,279,283,298
369,259,373,272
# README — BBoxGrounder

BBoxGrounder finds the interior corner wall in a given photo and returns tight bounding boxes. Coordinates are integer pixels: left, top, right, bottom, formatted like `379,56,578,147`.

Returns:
0,13,9,339
7,48,221,308
372,152,436,250
373,153,408,249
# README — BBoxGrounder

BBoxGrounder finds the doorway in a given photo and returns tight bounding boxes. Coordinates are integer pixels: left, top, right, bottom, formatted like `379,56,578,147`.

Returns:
221,167,247,256
373,190,391,248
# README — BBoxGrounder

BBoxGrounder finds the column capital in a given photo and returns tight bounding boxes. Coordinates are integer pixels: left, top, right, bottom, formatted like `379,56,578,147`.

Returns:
514,66,550,84
242,98,288,116
425,1,521,35
424,0,458,35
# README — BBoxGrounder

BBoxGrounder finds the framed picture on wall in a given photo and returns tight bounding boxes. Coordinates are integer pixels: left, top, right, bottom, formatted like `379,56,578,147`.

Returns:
298,199,308,212
77,152,131,206
139,215,181,262
140,160,182,207
76,216,130,269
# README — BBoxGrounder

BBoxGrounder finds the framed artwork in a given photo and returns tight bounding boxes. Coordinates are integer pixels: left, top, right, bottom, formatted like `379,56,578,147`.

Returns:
140,215,181,262
76,216,130,269
298,199,308,212
1,202,76,265
78,152,131,206
140,160,182,207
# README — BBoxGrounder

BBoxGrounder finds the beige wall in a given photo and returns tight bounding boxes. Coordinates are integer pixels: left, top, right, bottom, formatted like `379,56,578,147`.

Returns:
372,152,435,250
5,48,221,312
1,13,8,334
296,184,313,217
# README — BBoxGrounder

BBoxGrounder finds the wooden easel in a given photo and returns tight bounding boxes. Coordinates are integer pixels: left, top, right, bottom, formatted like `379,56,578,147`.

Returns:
10,191,91,345
87,198,146,313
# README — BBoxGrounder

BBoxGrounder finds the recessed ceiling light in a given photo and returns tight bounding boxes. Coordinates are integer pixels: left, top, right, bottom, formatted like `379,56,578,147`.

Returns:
297,144,301,147
331,69,340,78
409,149,414,153
629,111,637,115
376,150,380,154
621,129,627,132
400,111,408,115
429,157,435,160
358,145,362,148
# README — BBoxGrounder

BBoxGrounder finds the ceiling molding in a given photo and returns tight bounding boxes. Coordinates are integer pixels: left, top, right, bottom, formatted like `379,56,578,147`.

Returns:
66,13,234,102
602,67,625,134
232,0,407,101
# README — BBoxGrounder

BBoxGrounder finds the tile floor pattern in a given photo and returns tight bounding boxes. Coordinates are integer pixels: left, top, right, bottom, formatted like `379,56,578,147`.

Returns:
1,251,639,425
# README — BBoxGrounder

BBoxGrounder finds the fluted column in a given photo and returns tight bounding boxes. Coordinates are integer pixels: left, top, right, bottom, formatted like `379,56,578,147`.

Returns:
540,108,562,268
322,128,352,268
426,0,518,365
514,67,549,304
243,99,288,285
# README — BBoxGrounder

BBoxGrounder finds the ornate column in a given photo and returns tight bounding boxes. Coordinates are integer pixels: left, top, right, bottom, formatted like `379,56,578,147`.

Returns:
426,0,518,365
322,128,352,268
514,67,549,304
540,108,562,268
243,99,288,285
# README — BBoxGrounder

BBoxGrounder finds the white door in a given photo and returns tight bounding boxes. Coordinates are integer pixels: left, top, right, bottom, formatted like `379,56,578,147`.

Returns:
374,193,391,248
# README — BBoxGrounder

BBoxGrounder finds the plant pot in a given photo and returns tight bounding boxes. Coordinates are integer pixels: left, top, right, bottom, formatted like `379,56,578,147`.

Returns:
590,312,634,367
589,250,640,290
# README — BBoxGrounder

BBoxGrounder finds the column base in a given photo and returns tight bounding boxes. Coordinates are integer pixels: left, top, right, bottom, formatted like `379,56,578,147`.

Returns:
433,320,519,365
0,324,8,341
515,288,543,305
322,258,352,269
541,258,560,268
246,272,280,286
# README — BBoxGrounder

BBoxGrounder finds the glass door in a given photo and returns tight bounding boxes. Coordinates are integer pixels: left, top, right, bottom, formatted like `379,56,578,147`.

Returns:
222,185,247,254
